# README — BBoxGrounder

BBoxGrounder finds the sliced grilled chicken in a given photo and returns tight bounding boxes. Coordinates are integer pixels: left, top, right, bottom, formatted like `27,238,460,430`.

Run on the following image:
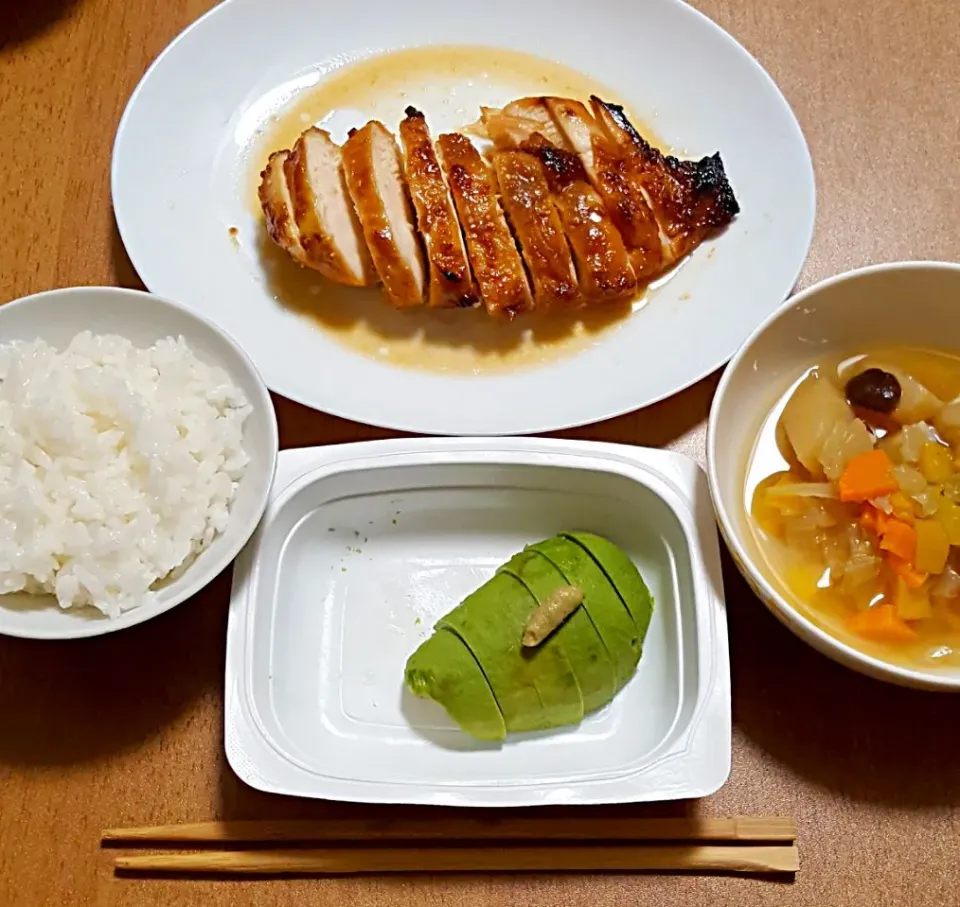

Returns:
259,95,740,315
342,121,426,307
399,108,479,308
286,128,377,286
543,98,663,280
475,97,571,150
437,132,533,318
591,96,739,265
543,98,598,167
492,150,581,311
525,138,637,303
259,150,311,267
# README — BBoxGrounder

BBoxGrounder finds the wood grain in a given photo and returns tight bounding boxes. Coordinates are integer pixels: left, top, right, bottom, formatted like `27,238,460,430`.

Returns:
101,816,797,844
112,844,800,876
1,1,959,906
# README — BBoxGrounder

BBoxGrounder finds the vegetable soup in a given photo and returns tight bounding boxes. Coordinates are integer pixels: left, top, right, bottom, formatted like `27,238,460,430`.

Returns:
745,347,960,668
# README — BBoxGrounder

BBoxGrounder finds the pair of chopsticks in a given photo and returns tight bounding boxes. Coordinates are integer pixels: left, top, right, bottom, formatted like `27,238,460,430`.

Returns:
103,816,799,876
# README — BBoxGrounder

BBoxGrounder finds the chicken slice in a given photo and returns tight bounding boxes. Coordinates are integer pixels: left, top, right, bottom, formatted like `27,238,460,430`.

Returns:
542,98,599,169
341,121,426,307
436,133,533,318
399,108,479,308
591,96,740,265
525,137,637,304
259,150,311,266
492,150,581,311
473,97,571,151
285,128,377,287
543,97,663,280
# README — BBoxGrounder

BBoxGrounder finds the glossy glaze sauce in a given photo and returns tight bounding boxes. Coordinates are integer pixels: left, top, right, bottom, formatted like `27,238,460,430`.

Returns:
745,347,960,668
245,46,670,375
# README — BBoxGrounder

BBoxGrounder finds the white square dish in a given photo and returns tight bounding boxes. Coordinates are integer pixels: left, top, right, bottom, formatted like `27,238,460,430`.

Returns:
225,438,730,806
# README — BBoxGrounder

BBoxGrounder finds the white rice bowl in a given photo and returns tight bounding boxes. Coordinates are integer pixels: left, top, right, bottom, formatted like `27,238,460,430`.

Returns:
0,331,251,618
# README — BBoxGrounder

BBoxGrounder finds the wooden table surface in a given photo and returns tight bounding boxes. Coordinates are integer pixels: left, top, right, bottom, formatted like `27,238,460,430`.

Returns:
2,1,960,905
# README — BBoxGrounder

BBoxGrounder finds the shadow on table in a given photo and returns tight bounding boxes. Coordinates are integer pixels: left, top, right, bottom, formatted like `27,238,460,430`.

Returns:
0,0,82,51
216,749,697,823
724,550,960,807
552,371,719,449
109,220,147,292
272,363,717,451
0,570,231,766
272,394,399,449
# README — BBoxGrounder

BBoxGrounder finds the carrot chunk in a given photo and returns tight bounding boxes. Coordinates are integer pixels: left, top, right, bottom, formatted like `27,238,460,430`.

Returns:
878,518,917,562
837,449,898,502
847,604,918,642
887,554,929,589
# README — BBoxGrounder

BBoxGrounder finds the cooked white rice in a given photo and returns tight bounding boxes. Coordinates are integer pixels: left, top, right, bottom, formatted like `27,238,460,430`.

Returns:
0,332,251,618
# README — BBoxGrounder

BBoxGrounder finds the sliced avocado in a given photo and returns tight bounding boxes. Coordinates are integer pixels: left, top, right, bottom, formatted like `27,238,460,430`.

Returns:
439,572,577,733
405,628,506,742
529,536,641,691
495,557,584,728
502,549,616,714
564,532,654,644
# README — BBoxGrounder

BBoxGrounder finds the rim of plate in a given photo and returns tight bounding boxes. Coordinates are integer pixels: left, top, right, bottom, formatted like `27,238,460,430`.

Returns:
0,286,280,640
707,260,960,690
111,0,816,436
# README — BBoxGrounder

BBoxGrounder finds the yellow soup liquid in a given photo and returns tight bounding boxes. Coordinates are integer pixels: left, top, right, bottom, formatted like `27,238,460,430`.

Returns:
745,347,960,669
245,45,668,376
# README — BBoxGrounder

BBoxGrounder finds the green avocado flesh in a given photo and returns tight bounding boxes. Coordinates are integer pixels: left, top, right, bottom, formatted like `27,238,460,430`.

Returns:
563,532,654,643
440,572,577,733
528,537,641,691
404,628,506,741
404,534,652,740
501,549,615,714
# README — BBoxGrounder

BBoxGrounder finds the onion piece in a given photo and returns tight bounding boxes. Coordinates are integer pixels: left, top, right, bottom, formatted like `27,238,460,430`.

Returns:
819,418,876,480
913,488,940,517
898,422,939,463
931,566,960,602
893,463,927,495
871,495,893,514
934,399,960,447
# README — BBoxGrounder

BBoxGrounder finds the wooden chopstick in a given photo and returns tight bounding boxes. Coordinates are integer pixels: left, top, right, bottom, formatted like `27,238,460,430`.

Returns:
114,844,799,876
102,816,796,845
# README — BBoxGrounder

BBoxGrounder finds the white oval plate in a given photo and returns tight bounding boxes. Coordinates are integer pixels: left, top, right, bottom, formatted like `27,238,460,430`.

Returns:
113,0,815,436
